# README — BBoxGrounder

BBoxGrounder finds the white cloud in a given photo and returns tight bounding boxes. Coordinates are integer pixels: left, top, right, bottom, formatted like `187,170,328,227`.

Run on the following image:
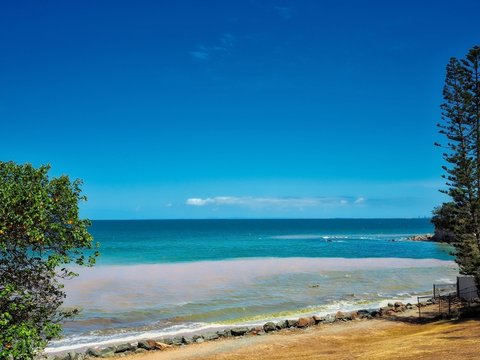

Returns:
186,198,214,206
186,196,366,209
354,197,366,204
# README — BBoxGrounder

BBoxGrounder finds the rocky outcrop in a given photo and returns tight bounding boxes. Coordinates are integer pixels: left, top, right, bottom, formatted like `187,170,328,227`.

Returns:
407,234,434,241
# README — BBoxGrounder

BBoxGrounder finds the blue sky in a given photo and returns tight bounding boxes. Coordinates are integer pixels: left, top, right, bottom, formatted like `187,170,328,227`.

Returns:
1,0,479,219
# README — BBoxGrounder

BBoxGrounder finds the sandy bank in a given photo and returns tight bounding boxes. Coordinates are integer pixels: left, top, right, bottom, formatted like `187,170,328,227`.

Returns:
119,306,480,360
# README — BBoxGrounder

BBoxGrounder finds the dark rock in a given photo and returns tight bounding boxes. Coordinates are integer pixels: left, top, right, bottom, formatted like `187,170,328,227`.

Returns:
356,309,370,318
171,336,183,345
286,319,298,328
115,343,135,353
276,320,288,329
312,315,324,324
222,329,232,338
231,327,249,336
394,302,404,308
192,335,203,342
137,341,155,351
263,322,277,332
162,338,174,345
86,348,102,357
182,336,193,345
98,347,115,358
203,332,219,341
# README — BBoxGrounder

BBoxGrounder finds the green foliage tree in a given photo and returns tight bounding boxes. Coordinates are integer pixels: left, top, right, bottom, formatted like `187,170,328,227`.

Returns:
436,45,480,292
431,202,456,243
0,161,98,359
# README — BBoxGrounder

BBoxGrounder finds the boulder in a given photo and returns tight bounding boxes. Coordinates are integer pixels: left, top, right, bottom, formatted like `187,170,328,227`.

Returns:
231,327,249,336
182,336,192,345
296,317,315,328
162,338,174,345
249,326,265,335
286,319,298,328
335,311,350,321
98,348,115,358
394,302,404,308
312,315,325,324
86,348,102,357
115,343,135,353
263,322,277,332
323,314,336,323
349,311,359,320
171,336,183,345
192,335,203,342
221,329,232,338
276,320,288,329
203,332,219,341
67,352,84,360
154,342,172,350
137,341,155,351
356,310,370,318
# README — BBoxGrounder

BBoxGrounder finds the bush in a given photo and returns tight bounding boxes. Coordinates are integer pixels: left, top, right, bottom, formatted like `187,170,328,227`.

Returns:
0,162,98,359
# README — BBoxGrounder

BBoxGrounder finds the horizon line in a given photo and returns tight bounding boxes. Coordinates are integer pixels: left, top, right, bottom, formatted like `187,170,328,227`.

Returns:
87,217,433,221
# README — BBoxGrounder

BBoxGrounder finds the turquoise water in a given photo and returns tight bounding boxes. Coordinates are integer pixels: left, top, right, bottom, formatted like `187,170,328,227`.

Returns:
91,219,451,264
48,219,457,353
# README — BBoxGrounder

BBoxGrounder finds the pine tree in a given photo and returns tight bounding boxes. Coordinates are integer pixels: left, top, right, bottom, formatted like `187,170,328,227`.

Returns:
436,46,480,292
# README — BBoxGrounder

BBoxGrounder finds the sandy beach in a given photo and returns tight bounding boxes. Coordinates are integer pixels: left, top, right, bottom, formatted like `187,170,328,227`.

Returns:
116,305,480,360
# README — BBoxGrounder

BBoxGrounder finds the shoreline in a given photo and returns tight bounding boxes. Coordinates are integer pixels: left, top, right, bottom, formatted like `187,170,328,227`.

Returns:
41,300,456,359
39,301,480,360
46,295,424,354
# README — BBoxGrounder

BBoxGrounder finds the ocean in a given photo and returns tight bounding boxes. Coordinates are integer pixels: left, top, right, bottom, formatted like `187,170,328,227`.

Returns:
47,219,457,352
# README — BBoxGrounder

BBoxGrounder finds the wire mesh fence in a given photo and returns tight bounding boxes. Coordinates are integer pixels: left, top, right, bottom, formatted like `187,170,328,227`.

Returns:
417,285,479,318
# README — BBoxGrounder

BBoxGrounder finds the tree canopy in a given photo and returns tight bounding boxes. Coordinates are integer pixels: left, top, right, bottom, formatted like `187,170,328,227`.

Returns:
0,161,98,359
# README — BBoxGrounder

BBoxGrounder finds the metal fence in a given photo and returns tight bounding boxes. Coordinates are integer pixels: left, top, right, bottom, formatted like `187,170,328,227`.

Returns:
417,284,479,318
433,283,456,299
